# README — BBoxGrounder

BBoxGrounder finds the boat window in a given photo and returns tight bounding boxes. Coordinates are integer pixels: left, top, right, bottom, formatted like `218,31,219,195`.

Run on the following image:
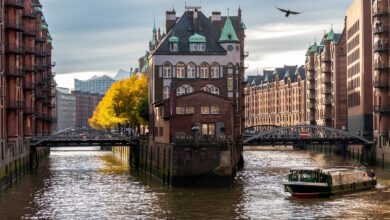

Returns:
289,170,318,182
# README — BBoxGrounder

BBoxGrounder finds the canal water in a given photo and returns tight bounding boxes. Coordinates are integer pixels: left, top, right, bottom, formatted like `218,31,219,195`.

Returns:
0,148,389,219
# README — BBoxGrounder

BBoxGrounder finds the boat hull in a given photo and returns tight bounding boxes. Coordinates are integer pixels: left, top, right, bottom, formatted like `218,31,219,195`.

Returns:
285,180,377,198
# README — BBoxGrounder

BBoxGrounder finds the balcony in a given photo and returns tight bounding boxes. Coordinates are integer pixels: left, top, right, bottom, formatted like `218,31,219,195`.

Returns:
321,53,331,62
24,46,35,54
5,0,24,8
323,77,332,84
307,73,315,81
308,103,316,109
374,105,390,113
7,99,24,109
373,10,389,17
307,84,315,90
307,94,316,100
23,10,36,19
243,51,249,58
322,88,332,94
35,36,46,43
35,50,47,57
24,82,36,90
322,114,332,120
24,107,35,115
24,65,36,72
323,98,333,105
5,19,24,32
5,67,24,77
51,61,56,67
373,43,389,53
321,65,331,73
374,62,390,71
6,44,24,54
373,27,388,35
373,80,390,89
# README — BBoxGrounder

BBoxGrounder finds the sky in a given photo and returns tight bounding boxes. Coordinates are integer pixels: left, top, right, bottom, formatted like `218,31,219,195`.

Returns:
41,0,354,89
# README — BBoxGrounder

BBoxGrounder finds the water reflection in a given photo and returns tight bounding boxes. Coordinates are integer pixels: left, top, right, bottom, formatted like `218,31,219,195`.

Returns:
0,149,388,219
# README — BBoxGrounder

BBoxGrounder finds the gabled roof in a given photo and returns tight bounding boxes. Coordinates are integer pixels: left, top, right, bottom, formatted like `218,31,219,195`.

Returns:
219,16,239,43
154,11,228,55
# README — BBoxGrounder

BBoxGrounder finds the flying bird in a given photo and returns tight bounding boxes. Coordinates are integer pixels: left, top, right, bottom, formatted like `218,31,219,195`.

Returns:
276,7,302,17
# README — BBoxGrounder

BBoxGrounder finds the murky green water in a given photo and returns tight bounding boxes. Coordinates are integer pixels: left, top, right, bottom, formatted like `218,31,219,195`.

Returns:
0,148,389,219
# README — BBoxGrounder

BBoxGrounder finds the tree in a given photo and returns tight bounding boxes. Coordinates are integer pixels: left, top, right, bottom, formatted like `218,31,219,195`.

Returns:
89,74,148,131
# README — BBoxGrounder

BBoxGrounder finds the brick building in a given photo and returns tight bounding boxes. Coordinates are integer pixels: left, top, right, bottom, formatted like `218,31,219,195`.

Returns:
72,91,103,129
145,6,246,186
244,65,306,128
305,27,348,129
346,0,373,138
0,0,55,187
372,0,390,168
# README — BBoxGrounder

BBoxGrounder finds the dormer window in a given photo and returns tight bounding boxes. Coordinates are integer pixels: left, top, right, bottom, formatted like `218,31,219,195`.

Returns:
189,33,206,52
169,32,179,52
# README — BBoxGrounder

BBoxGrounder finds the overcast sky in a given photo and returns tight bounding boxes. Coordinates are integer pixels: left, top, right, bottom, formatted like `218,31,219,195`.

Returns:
41,0,353,89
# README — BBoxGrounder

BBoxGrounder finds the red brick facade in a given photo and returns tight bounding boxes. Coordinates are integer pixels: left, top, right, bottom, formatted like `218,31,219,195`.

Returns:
0,0,55,186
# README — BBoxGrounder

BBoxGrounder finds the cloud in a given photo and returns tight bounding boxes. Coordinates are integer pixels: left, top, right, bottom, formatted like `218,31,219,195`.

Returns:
40,0,353,88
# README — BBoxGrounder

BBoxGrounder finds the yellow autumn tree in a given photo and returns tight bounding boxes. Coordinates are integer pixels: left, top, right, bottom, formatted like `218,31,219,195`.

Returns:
89,74,148,130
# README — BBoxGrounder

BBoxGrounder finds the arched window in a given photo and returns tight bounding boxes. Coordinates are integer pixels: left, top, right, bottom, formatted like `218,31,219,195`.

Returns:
176,87,186,96
187,63,196,78
200,63,209,78
210,86,220,95
176,63,185,78
211,63,219,78
163,63,172,78
202,87,210,92
186,86,194,94
163,86,170,99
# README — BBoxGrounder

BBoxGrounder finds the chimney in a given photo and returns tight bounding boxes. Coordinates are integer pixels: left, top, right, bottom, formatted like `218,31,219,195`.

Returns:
211,11,222,29
166,10,176,33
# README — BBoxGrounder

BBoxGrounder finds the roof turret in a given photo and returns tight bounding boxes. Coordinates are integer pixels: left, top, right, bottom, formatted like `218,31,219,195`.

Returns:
219,16,239,43
189,33,206,43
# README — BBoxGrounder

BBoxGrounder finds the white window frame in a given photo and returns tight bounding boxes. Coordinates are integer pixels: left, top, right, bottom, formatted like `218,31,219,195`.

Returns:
163,64,172,78
200,64,209,79
176,87,186,96
211,64,219,78
210,86,220,95
187,63,196,78
176,107,185,115
201,106,210,115
176,63,185,78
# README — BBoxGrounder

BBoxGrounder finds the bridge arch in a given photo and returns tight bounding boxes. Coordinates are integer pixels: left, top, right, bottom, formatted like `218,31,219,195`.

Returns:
243,125,373,146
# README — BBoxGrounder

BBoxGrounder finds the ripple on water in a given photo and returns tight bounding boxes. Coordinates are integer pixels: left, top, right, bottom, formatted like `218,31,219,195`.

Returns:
0,150,389,219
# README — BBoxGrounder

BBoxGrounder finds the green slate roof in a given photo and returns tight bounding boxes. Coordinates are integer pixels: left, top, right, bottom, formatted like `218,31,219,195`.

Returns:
285,70,291,78
189,33,206,43
310,41,318,53
41,24,48,30
241,22,247,29
219,16,239,43
327,28,335,41
169,32,179,43
34,7,42,13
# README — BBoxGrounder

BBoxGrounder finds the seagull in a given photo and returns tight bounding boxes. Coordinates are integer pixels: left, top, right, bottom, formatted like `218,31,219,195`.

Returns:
276,7,302,17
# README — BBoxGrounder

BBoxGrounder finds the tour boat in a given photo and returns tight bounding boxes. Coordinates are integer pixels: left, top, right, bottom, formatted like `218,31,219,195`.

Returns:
284,167,377,198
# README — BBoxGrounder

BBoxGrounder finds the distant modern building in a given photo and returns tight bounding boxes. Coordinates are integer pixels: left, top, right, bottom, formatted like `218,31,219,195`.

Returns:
75,75,116,95
56,88,76,131
72,91,103,129
74,70,134,95
245,65,306,128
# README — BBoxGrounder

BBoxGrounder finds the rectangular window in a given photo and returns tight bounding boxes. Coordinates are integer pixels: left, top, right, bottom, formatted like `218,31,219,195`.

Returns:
228,77,233,91
159,127,163,137
201,107,210,114
210,106,219,114
176,107,185,115
186,107,194,114
202,123,215,136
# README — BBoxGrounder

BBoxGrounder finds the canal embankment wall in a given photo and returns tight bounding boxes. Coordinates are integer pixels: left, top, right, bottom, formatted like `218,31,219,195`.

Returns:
0,142,49,190
112,139,243,187
297,144,389,169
